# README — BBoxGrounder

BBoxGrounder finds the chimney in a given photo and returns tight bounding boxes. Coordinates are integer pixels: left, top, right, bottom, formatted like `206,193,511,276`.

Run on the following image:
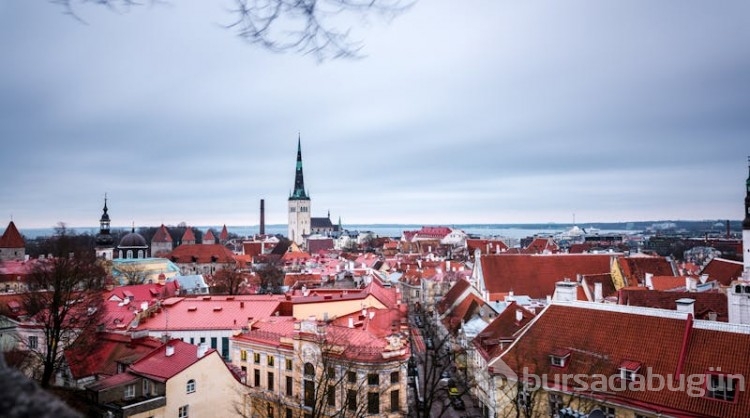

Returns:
260,199,265,235
645,273,654,289
686,277,696,292
348,317,354,328
708,311,718,321
141,301,149,311
676,298,695,317
197,342,208,358
554,279,577,302
515,309,523,323
594,282,603,303
165,345,175,357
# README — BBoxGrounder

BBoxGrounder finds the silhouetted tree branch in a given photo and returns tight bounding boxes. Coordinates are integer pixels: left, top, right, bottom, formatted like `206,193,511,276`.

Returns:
52,0,413,61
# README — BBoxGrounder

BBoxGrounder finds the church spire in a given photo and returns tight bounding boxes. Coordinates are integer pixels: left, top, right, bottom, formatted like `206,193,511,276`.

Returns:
291,133,309,200
743,156,750,230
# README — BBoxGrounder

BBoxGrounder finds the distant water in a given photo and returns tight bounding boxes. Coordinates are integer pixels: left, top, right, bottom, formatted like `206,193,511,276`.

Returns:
16,224,637,240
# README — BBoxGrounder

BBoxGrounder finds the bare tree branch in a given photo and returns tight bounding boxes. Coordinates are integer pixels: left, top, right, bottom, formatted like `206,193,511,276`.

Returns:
50,0,414,61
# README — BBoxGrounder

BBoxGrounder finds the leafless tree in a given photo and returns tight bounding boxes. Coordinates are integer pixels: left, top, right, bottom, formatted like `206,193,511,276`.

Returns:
211,266,249,295
51,0,413,61
19,228,107,388
415,319,477,418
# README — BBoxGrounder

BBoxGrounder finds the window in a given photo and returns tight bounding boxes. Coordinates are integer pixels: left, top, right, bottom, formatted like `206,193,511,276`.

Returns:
327,385,336,406
254,369,261,387
124,384,135,399
304,362,315,377
143,379,151,395
348,371,357,383
178,405,189,418
267,355,274,367
368,373,379,385
286,376,293,396
548,393,563,416
618,360,641,382
602,406,616,418
267,372,274,391
707,374,738,402
200,337,205,344
390,389,400,412
347,389,357,411
367,392,380,414
285,408,293,418
304,380,315,407
210,337,217,349
222,337,229,360
549,350,571,368
285,358,293,371
28,336,38,350
327,366,335,378
254,352,261,364
241,350,247,361
186,379,196,394
390,371,399,384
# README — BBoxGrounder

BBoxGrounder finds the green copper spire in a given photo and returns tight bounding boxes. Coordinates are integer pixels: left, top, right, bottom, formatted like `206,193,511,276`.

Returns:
291,134,309,200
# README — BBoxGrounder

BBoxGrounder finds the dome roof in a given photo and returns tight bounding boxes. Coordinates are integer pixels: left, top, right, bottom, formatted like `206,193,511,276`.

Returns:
120,231,148,248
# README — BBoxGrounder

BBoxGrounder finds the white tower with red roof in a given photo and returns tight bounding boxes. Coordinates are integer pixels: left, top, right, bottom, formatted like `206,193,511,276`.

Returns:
743,156,750,274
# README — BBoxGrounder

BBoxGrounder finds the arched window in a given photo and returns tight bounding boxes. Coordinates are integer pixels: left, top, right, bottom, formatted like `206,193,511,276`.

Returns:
304,362,315,377
137,250,144,258
126,250,133,259
187,379,196,394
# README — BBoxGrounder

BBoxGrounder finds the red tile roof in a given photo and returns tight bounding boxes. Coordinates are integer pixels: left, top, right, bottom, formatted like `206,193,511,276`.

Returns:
436,277,472,314
466,239,509,255
473,301,535,361
129,339,214,382
165,244,237,264
618,288,728,321
219,225,229,242
441,292,485,335
151,224,172,243
493,303,750,418
203,229,216,242
523,237,559,254
65,332,163,379
650,275,688,291
479,254,612,300
132,296,282,331
616,255,675,287
0,221,24,248
181,227,196,242
700,257,744,286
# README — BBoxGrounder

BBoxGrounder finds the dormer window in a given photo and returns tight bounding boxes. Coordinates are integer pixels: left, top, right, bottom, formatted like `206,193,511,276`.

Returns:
618,360,642,381
549,349,571,368
706,373,739,402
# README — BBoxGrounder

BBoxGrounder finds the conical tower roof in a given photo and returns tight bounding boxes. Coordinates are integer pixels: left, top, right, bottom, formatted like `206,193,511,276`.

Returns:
0,221,24,248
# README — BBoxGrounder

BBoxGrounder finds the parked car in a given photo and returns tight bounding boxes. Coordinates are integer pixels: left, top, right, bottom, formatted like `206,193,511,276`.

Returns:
451,397,465,410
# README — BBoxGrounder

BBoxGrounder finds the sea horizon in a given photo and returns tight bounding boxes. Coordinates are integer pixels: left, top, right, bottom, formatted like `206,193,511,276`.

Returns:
9,219,736,240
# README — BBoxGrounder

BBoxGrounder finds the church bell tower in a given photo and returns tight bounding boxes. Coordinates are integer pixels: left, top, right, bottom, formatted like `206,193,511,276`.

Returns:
288,135,311,245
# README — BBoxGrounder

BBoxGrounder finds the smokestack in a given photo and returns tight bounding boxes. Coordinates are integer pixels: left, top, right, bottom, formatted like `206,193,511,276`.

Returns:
260,199,265,235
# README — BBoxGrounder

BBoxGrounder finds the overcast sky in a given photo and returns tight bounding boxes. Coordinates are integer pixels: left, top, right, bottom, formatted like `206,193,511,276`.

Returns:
1,1,749,229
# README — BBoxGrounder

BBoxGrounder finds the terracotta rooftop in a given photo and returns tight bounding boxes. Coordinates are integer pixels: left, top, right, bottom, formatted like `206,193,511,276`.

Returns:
151,224,172,243
129,339,214,382
165,243,237,264
616,255,675,287
65,332,163,380
618,288,728,321
473,301,535,361
700,257,744,286
479,254,612,300
466,238,509,255
492,302,750,418
0,221,25,248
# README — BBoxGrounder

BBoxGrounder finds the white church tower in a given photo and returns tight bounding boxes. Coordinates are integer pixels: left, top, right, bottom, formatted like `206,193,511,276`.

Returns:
728,157,750,325
288,135,311,245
